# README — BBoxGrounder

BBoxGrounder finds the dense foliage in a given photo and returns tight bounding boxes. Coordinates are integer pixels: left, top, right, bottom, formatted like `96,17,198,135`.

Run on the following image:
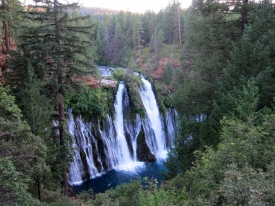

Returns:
65,86,116,119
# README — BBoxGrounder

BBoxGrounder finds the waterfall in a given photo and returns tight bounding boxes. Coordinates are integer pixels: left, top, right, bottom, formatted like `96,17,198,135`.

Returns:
68,80,177,185
164,109,178,148
68,112,102,185
113,82,142,170
68,111,84,185
139,76,167,159
124,114,141,161
98,114,118,169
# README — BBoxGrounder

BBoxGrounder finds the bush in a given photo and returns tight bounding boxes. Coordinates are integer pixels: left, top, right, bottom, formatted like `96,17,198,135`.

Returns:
65,86,115,119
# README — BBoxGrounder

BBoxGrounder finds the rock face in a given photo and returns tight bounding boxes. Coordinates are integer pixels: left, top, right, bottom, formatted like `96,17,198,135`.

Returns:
99,79,117,88
137,126,157,162
73,75,118,89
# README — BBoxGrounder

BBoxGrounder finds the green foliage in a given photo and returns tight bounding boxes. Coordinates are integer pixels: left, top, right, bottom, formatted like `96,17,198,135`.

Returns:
40,189,71,205
76,189,94,204
173,80,275,204
0,0,23,50
164,0,249,180
112,68,128,81
162,62,173,85
219,163,275,205
0,85,22,119
18,68,52,138
6,0,98,196
138,177,187,206
65,86,114,119
127,56,138,70
112,68,145,116
127,77,145,116
0,157,40,206
89,178,143,206
0,83,47,205
218,3,275,115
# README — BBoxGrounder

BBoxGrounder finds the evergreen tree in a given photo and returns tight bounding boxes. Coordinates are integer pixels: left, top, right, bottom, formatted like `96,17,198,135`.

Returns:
8,0,96,195
133,19,144,60
217,2,275,119
162,62,173,85
165,0,241,178
149,26,165,68
141,11,157,45
0,83,46,204
110,22,123,65
0,0,22,53
178,80,275,204
159,0,183,45
18,67,53,200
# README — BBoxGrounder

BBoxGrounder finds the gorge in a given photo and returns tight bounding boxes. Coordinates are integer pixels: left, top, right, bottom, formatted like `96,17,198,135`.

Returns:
67,73,178,191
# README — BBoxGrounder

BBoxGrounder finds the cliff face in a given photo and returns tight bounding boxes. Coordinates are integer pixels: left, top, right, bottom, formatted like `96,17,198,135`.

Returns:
136,126,157,162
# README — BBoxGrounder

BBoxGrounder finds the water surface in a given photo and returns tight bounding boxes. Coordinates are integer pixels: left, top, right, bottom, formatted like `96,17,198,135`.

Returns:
72,161,167,194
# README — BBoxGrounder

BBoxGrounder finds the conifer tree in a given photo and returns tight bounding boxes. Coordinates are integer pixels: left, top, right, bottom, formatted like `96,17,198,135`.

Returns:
8,0,96,195
149,26,165,68
165,0,241,178
0,83,46,204
0,0,22,53
217,2,275,117
133,19,144,60
18,67,53,200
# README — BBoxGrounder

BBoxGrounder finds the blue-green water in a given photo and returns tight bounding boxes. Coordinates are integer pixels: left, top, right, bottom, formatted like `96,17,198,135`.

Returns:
72,161,167,194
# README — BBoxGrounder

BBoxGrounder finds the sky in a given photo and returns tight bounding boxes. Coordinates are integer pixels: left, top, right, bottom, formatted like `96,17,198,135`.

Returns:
22,0,193,13
75,0,193,13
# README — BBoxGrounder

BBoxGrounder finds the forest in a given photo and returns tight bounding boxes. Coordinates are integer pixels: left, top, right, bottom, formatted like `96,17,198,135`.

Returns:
0,0,275,205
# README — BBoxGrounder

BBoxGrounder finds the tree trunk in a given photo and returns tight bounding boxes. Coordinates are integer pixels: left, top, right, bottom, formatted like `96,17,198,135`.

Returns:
54,0,67,196
2,0,9,53
154,28,158,69
178,4,182,48
37,176,41,201
138,30,141,59
241,0,249,33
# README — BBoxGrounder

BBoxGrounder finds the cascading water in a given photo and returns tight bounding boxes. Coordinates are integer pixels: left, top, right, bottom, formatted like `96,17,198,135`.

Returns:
68,113,101,185
98,114,118,169
124,114,141,161
113,82,142,170
68,79,178,185
68,111,84,185
165,109,178,148
139,75,167,159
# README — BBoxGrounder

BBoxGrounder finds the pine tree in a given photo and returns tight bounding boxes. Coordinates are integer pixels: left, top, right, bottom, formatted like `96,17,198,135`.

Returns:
8,0,96,195
0,83,46,204
165,0,241,178
133,19,144,60
149,25,165,68
217,2,275,118
18,67,53,200
0,0,22,53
